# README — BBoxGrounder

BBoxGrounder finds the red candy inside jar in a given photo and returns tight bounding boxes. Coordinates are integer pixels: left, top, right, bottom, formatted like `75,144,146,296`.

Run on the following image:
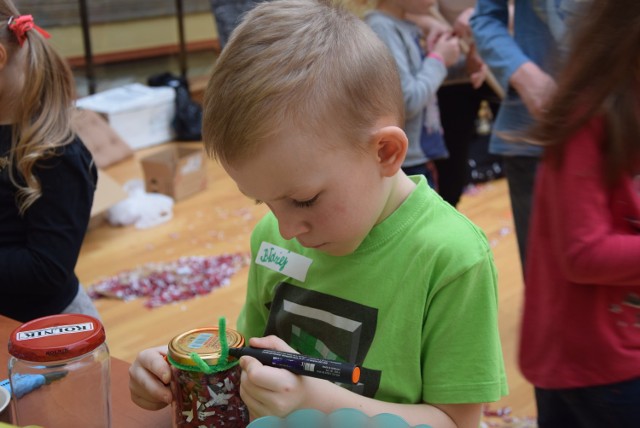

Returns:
168,327,249,428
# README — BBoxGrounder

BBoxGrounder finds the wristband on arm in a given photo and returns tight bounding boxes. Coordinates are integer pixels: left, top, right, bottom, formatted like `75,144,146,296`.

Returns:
427,52,445,65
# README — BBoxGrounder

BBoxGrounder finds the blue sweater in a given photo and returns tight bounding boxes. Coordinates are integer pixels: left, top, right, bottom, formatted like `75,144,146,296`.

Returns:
365,11,449,166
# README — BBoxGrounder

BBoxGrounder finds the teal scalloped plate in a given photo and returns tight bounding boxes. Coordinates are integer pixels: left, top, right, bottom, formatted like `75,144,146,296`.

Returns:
248,408,433,428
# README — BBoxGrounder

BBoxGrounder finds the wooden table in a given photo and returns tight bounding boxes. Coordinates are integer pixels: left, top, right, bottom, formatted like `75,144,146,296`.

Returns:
0,314,171,427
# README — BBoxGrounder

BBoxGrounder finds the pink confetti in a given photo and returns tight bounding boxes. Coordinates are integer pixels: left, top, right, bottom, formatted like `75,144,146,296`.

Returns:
482,405,537,428
88,254,249,308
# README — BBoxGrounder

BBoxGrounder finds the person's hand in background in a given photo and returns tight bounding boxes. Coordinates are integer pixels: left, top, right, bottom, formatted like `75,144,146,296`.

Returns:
453,7,475,41
465,43,487,88
510,61,557,118
432,32,461,67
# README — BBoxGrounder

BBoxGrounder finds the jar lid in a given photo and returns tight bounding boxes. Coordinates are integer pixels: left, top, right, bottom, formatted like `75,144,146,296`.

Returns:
168,327,244,367
8,314,106,362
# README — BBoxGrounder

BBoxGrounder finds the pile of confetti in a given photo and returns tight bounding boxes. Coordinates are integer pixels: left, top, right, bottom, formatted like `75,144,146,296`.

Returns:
88,254,249,308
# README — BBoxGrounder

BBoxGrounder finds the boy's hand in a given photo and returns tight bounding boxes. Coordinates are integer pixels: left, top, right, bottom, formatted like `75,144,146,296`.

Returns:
238,335,320,418
129,345,173,410
432,33,461,67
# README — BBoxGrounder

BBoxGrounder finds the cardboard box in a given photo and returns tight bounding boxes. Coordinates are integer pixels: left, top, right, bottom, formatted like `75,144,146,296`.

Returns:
75,83,176,150
71,109,133,169
140,146,207,201
89,169,128,229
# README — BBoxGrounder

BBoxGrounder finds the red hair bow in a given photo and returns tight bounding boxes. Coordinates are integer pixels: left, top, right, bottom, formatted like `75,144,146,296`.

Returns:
7,15,51,47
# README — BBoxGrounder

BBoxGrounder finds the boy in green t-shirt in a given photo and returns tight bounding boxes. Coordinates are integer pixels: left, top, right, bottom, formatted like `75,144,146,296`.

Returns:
129,1,507,426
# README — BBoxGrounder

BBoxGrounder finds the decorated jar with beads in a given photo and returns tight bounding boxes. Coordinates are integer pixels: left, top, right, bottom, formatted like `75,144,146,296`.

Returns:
168,325,249,428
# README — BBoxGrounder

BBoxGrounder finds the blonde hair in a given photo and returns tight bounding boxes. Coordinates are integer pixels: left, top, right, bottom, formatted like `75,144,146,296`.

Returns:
202,0,404,165
1,0,76,214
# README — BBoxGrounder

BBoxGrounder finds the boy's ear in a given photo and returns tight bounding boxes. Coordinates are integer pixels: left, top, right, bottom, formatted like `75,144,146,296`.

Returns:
371,126,408,177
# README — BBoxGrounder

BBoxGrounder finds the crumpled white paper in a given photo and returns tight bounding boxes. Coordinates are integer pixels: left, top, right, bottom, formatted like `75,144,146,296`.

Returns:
106,179,174,229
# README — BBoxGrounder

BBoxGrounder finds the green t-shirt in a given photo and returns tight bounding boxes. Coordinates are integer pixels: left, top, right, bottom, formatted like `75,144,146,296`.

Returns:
237,176,507,404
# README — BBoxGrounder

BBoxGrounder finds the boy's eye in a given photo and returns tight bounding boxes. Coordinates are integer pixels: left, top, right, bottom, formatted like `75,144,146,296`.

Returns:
292,195,319,208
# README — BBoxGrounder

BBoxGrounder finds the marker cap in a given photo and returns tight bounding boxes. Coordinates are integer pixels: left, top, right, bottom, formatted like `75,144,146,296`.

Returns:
352,366,361,384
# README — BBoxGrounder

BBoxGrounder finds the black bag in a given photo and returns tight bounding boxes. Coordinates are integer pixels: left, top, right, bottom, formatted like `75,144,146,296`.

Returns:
148,72,202,141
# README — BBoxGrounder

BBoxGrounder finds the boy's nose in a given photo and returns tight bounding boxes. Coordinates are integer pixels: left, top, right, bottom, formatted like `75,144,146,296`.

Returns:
276,215,310,241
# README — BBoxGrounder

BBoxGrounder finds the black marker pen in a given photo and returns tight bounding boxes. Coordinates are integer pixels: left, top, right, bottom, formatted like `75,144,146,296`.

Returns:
229,347,360,384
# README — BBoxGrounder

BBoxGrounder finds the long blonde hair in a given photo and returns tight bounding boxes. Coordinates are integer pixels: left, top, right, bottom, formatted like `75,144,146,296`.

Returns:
1,0,76,214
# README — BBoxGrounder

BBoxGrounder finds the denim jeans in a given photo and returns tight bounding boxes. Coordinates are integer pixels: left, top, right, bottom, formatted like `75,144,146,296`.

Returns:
536,378,640,428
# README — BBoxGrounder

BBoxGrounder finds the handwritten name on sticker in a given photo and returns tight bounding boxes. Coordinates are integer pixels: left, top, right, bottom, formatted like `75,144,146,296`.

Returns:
256,242,313,282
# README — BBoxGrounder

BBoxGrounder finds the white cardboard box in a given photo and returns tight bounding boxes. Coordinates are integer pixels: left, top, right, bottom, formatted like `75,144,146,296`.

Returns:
75,83,176,150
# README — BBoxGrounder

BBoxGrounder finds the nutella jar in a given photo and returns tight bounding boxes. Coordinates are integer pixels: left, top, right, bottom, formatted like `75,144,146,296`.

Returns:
168,327,249,428
7,314,111,427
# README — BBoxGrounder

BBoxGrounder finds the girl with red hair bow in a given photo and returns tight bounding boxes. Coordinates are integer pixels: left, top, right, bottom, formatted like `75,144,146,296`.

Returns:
0,0,100,322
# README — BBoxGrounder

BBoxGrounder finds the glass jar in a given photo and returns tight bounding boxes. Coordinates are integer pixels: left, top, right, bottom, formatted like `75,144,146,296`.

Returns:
7,314,111,428
168,326,249,428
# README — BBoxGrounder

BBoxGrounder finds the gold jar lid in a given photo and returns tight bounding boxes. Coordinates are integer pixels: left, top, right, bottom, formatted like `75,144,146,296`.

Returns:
168,327,244,367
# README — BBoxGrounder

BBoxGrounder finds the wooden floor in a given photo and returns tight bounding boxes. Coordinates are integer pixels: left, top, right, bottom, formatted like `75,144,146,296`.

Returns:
76,142,536,421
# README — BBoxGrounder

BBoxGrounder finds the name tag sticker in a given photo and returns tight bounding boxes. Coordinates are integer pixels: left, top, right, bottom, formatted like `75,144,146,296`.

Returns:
256,242,313,282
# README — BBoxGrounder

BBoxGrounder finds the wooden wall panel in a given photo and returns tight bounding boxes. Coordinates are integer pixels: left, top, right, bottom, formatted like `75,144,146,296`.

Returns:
15,0,211,26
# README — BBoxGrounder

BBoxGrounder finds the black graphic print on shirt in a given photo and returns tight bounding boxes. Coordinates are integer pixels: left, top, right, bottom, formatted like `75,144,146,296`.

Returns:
264,281,381,398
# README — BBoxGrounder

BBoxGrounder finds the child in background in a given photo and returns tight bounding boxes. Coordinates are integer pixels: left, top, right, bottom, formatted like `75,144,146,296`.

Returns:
129,1,507,427
520,1,640,426
364,0,460,190
0,0,100,322
405,2,496,208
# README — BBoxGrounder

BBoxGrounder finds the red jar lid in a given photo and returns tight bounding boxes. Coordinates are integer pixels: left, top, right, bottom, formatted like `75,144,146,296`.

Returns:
8,314,106,362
